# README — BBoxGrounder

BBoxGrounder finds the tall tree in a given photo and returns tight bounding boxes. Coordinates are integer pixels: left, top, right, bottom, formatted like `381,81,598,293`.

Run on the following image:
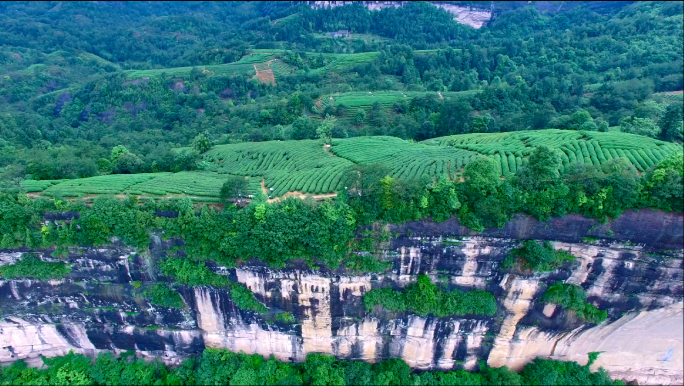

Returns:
659,104,684,142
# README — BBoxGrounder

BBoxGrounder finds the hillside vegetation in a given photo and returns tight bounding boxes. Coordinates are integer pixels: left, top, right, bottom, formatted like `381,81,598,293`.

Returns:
0,2,681,382
1,1,682,186
19,131,680,201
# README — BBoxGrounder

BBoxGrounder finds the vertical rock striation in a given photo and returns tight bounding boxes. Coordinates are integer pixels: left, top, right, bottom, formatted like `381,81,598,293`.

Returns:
0,210,681,384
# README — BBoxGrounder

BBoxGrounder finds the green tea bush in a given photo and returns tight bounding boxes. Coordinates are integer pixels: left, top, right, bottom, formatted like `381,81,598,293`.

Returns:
542,282,608,324
0,254,71,280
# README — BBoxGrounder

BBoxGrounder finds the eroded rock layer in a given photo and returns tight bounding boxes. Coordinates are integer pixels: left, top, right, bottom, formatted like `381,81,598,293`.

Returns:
0,211,682,385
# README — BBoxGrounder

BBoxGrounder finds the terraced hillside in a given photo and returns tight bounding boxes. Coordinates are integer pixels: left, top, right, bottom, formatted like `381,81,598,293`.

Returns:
123,50,380,83
202,140,353,197
425,130,682,176
19,131,681,201
125,53,278,79
22,172,259,202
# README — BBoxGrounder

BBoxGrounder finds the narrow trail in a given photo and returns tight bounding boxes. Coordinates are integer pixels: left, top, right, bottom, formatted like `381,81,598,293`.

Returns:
261,177,337,203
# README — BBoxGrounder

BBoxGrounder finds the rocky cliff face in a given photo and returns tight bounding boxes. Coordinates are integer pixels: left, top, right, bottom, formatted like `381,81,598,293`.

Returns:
0,211,682,385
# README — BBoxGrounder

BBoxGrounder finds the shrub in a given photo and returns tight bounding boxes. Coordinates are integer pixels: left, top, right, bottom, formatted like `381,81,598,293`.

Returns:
274,312,295,323
512,240,575,272
158,258,266,313
364,275,497,317
142,283,184,308
542,282,607,324
0,254,71,280
228,282,267,313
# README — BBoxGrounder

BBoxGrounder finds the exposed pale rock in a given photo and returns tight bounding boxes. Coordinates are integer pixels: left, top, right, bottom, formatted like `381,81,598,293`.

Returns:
0,223,681,385
487,277,541,368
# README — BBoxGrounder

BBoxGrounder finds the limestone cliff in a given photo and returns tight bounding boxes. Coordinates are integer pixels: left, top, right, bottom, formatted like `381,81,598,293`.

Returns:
0,211,681,385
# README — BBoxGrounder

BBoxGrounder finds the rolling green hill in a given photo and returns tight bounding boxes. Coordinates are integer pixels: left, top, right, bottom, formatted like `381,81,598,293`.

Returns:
20,130,681,201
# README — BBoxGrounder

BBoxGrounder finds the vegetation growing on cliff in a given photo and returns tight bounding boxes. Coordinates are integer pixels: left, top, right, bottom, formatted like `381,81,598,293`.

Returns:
159,257,267,313
141,283,185,309
0,349,623,385
542,282,608,324
503,240,576,272
0,253,71,280
364,274,497,317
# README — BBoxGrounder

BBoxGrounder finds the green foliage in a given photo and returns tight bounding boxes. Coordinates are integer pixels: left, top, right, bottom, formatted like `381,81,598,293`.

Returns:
220,175,250,203
364,275,497,317
229,282,268,313
0,349,622,386
587,352,604,367
275,312,295,323
317,115,336,145
658,104,684,142
364,287,406,312
344,253,393,273
158,258,266,313
141,283,185,309
2,135,681,273
18,131,679,206
542,282,608,324
0,254,71,280
192,132,213,154
641,150,684,212
620,117,660,138
511,241,576,272
520,355,622,386
158,258,232,287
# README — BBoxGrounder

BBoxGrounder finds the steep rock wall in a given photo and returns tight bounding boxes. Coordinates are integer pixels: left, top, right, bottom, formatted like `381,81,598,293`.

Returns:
0,212,681,384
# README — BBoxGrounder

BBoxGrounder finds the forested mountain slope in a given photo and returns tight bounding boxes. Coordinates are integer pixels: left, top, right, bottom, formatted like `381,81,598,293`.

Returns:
0,1,682,385
1,1,682,184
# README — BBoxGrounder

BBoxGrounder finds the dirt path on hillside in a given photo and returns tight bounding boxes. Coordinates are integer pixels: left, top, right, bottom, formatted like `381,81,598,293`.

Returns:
261,177,337,203
254,61,276,85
